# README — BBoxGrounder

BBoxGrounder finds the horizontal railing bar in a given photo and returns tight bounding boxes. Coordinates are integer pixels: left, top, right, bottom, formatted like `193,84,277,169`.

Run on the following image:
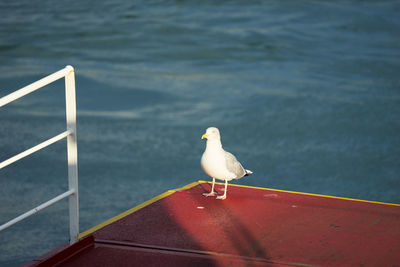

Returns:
0,189,75,232
0,130,72,170
0,66,73,107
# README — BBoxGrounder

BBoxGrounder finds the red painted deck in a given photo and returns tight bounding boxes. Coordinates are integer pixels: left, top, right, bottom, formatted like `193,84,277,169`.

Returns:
25,181,400,266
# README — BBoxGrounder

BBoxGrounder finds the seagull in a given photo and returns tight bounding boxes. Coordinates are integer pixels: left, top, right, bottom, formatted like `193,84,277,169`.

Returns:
201,127,253,200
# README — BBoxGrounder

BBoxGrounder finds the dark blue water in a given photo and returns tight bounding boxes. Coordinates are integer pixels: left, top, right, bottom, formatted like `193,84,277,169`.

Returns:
1,0,400,266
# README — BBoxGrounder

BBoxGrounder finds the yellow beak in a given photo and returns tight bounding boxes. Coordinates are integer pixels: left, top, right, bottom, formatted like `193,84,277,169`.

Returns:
201,133,208,139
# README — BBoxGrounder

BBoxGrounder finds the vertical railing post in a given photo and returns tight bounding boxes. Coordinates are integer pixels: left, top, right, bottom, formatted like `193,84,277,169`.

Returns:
64,65,79,244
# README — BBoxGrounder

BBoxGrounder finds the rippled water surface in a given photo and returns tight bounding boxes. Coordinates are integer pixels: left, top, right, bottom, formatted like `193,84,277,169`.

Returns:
1,0,400,266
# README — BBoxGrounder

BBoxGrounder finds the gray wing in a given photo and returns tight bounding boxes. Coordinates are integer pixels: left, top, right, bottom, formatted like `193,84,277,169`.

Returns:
224,151,246,179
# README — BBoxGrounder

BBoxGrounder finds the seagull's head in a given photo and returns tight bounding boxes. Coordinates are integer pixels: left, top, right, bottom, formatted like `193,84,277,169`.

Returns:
201,127,221,141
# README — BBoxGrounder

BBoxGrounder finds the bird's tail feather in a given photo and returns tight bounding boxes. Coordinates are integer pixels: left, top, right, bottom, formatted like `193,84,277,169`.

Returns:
244,169,253,176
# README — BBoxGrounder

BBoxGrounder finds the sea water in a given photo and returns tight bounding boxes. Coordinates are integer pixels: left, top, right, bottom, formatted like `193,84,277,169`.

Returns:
1,0,400,266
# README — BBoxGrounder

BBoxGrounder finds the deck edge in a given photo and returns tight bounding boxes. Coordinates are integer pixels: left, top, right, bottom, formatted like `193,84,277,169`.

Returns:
78,181,201,239
198,180,400,207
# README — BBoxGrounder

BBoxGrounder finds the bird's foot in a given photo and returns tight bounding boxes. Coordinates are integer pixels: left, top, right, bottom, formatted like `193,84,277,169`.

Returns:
203,192,217,197
216,195,226,200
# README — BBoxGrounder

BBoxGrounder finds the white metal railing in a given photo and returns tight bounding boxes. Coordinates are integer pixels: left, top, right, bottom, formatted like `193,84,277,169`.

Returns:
0,65,79,244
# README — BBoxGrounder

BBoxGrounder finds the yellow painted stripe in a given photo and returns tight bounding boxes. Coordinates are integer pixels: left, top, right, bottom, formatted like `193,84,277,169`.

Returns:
173,180,201,191
198,180,400,207
78,181,200,239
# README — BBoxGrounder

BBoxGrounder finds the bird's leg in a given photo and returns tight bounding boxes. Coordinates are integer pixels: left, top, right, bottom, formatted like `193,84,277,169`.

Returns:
216,180,228,200
203,178,217,197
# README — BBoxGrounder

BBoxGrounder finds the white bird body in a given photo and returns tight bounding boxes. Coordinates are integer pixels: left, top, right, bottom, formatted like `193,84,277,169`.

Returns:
201,127,252,199
201,142,244,181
